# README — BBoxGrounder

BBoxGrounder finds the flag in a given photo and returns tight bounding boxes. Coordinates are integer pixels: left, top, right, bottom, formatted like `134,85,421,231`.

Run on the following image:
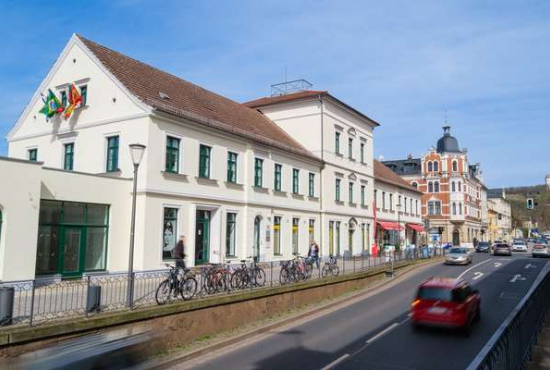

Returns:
38,89,63,118
63,84,83,119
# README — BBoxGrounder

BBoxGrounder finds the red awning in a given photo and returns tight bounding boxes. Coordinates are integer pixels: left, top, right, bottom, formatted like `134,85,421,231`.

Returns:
377,221,403,231
406,223,425,233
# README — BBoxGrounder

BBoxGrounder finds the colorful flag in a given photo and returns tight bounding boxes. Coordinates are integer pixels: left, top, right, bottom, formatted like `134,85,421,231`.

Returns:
63,84,83,119
38,89,63,118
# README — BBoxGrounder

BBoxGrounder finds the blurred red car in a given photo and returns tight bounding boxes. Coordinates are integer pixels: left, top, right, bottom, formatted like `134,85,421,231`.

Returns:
411,278,480,333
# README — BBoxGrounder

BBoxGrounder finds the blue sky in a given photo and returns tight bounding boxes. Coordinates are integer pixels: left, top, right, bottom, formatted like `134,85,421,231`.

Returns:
1,0,549,187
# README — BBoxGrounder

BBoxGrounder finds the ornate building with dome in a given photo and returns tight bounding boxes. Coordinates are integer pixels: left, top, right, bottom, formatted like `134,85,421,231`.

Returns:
383,126,488,247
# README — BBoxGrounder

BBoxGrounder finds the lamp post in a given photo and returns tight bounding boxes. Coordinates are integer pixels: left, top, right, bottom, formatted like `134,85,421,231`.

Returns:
127,143,146,308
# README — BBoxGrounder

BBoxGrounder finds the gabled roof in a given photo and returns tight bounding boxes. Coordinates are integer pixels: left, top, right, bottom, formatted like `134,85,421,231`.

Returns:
244,90,381,127
76,35,320,162
373,160,422,194
381,158,422,176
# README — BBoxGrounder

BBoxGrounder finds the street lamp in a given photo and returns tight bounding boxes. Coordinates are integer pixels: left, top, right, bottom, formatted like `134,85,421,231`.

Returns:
127,143,146,308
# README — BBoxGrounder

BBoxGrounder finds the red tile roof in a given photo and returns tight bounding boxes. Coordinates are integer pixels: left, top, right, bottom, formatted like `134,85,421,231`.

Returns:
244,91,381,127
374,160,422,194
77,35,320,162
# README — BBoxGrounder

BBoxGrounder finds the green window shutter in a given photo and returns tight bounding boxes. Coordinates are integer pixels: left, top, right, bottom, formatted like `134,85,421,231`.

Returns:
254,158,263,187
293,169,299,194
199,145,211,178
274,164,282,191
106,136,119,172
64,143,74,171
227,152,238,183
308,173,315,197
165,137,180,173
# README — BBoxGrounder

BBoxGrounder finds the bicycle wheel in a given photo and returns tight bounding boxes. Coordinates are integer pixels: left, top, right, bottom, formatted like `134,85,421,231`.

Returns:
181,277,198,300
331,265,340,276
304,264,313,280
231,270,244,290
254,267,266,287
155,279,172,305
322,264,330,278
279,268,290,285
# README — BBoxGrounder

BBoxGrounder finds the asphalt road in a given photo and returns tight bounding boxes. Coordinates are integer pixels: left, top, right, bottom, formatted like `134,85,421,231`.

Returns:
173,252,548,370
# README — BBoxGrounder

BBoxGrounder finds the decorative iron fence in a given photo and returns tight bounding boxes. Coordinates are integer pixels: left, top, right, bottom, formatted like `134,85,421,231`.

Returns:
0,247,442,328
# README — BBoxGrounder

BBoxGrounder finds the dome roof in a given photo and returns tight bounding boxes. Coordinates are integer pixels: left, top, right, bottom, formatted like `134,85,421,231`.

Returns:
437,126,461,153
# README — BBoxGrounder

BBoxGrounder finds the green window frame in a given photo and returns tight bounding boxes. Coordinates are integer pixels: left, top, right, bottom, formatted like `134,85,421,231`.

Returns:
335,132,341,154
106,136,119,172
165,136,180,173
226,212,237,256
360,142,365,163
348,138,353,159
349,182,354,203
361,185,366,206
292,218,299,255
308,173,315,197
227,151,238,183
292,169,300,194
254,158,263,187
80,85,88,106
273,216,281,255
64,143,74,171
28,148,37,162
335,179,341,201
274,164,282,191
199,144,211,178
60,90,67,108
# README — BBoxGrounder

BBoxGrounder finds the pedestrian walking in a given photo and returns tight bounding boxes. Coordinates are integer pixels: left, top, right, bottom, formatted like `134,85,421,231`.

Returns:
172,235,187,269
308,241,320,268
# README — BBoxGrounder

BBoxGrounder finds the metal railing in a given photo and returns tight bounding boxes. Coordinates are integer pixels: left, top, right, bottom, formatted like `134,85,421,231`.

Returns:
467,261,550,370
0,248,442,328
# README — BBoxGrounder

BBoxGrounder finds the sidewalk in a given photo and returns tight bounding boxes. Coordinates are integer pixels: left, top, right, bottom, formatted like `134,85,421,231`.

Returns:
528,309,550,369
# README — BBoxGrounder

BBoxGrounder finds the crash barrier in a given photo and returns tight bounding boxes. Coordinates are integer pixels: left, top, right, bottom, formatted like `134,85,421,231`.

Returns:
0,248,443,328
467,262,550,370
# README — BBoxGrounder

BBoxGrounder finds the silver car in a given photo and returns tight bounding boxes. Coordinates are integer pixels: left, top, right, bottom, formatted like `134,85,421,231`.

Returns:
445,247,473,265
532,244,550,258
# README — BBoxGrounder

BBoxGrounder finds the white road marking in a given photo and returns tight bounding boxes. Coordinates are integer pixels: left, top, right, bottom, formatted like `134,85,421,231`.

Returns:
400,316,411,325
510,274,527,283
525,263,536,269
473,272,484,280
321,354,350,370
494,262,502,268
366,323,400,344
457,259,493,280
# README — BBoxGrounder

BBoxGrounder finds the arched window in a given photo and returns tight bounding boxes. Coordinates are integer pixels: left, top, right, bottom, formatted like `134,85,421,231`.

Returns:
452,160,458,172
427,161,433,172
433,161,439,172
451,182,456,192
452,203,456,215
434,181,440,193
411,182,418,189
428,182,433,193
458,181,462,192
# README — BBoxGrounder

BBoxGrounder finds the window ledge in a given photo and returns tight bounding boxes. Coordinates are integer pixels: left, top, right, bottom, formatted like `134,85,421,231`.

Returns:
273,190,287,196
335,153,343,157
292,193,304,200
335,200,345,205
162,171,188,180
225,181,244,189
103,169,122,176
348,202,357,207
196,176,218,185
308,196,319,201
349,158,356,162
361,205,369,209
253,186,269,194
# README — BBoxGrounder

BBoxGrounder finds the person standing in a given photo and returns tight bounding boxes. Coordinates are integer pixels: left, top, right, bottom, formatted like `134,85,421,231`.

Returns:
308,241,320,268
172,235,187,269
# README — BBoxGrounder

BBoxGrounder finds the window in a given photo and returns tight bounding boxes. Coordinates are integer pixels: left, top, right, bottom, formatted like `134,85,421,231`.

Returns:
60,90,67,108
293,169,300,194
458,181,462,192
459,202,463,215
336,221,341,255
452,181,456,192
361,185,366,206
389,194,393,211
80,85,88,106
452,203,457,215
434,181,440,193
335,179,341,201
360,142,365,163
106,136,119,172
309,219,315,243
165,136,180,173
227,151,238,183
428,201,442,215
335,132,341,154
292,218,299,255
415,200,419,215
427,161,433,172
498,214,502,221
410,198,413,214
309,173,315,197
374,189,378,208
348,138,353,159
411,182,418,189
452,160,458,172
433,161,439,172
404,197,408,213
349,182,354,203
199,145,211,178
274,164,282,191
254,158,263,187
428,182,434,193
162,207,178,261
63,143,74,170
226,213,236,256
273,216,281,255
382,192,386,209
28,148,37,162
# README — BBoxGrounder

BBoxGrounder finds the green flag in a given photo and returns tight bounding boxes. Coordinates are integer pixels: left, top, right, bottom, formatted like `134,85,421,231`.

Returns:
39,89,63,118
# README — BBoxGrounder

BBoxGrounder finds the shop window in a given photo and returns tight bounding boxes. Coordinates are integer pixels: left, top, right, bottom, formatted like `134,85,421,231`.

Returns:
273,216,281,255
226,213,236,256
162,207,178,261
292,218,299,255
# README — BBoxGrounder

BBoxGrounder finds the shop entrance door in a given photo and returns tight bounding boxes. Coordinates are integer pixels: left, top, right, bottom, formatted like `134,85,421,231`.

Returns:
195,210,211,264
60,227,85,278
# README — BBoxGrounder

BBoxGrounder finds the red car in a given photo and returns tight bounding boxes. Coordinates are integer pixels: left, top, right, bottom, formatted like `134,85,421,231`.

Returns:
411,278,481,333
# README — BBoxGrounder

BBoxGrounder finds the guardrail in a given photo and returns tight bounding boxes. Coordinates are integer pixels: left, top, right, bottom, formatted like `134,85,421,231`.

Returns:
467,261,550,370
0,247,442,328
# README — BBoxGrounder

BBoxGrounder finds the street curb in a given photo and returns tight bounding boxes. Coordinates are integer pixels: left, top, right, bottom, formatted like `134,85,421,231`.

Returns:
148,257,444,369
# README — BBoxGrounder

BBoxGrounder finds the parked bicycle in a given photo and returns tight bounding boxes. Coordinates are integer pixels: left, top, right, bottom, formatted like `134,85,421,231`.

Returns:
322,255,340,278
231,259,266,289
155,264,198,305
279,256,312,284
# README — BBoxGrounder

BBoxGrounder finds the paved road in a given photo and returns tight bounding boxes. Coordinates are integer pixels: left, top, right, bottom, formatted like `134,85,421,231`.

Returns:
172,252,549,370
